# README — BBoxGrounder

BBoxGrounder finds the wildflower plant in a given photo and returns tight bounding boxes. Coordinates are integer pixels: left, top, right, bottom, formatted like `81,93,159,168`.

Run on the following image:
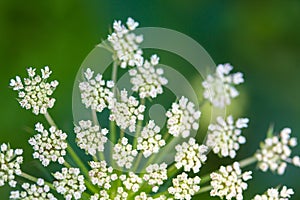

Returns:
2,17,299,200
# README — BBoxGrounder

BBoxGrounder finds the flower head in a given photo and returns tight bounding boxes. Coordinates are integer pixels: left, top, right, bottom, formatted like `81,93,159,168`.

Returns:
90,190,110,200
255,128,300,175
202,63,244,108
74,120,108,156
143,163,168,192
120,172,143,192
9,66,58,115
210,162,252,200
129,55,168,99
28,123,67,166
166,96,201,138
79,68,114,112
253,186,294,200
0,143,23,187
206,115,249,158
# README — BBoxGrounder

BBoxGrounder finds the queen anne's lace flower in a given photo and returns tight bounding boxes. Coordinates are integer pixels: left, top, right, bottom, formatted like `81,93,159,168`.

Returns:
79,68,114,112
175,138,207,173
108,17,143,68
168,172,200,200
166,96,201,138
120,172,143,192
255,128,300,175
89,161,118,189
28,123,67,166
53,168,86,200
202,63,244,108
206,115,249,158
135,193,168,200
74,120,108,156
137,120,166,158
90,190,110,200
0,143,23,187
10,66,58,115
210,162,252,200
109,89,145,132
129,55,168,98
253,186,294,200
113,137,138,169
143,163,168,192
10,178,57,200
114,187,129,200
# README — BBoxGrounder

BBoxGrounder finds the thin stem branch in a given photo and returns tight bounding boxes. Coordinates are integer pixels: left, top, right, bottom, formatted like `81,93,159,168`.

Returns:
44,112,56,127
195,185,213,195
239,156,257,168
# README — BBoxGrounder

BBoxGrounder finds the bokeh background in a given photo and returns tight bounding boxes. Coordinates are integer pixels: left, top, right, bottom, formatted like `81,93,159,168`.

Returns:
0,0,300,199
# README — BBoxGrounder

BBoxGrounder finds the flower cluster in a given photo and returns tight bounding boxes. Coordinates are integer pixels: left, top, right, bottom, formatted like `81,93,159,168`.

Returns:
137,120,166,158
166,96,201,138
109,89,145,132
168,172,201,200
89,161,117,189
202,63,244,108
10,178,57,200
108,17,143,68
135,193,168,200
90,190,110,200
79,68,114,112
206,115,249,158
74,120,108,156
129,54,168,99
53,168,86,200
120,172,143,192
175,138,208,173
113,137,138,169
10,66,58,115
210,162,252,200
143,163,168,192
0,143,23,187
255,128,300,175
28,123,67,166
253,186,294,200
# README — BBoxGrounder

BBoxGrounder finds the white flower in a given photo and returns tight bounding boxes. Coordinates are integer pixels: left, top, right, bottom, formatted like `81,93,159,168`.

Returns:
0,143,23,188
206,115,249,158
137,120,166,158
107,17,143,68
202,63,244,108
114,187,128,200
143,163,168,192
112,137,138,169
90,190,110,200
53,168,86,200
135,192,169,200
28,123,67,166
79,68,114,112
120,172,143,192
175,138,208,173
253,186,294,200
109,89,145,132
168,172,200,200
166,96,201,138
210,162,252,200
10,178,57,200
9,66,58,115
255,128,300,175
88,161,117,189
129,55,168,99
74,120,108,156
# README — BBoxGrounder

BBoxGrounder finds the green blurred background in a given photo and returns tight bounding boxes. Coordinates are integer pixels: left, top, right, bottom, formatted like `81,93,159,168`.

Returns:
0,0,299,199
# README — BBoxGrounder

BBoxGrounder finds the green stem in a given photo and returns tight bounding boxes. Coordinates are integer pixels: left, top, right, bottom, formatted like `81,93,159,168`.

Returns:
20,172,55,190
167,164,178,177
111,61,118,95
44,112,56,127
239,156,257,168
195,185,213,195
91,109,105,161
200,173,211,185
132,152,143,172
67,146,89,178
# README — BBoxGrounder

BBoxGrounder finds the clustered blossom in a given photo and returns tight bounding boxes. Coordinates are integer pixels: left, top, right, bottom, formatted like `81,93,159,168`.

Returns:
10,178,57,200
206,115,249,158
168,172,201,200
166,96,201,138
137,120,166,158
129,54,168,99
253,186,294,200
255,128,300,175
113,137,138,169
210,162,252,200
202,63,244,108
108,17,143,68
90,190,110,200
114,187,129,200
0,143,23,187
28,123,67,166
135,193,168,200
120,172,143,192
10,66,58,115
109,89,145,132
79,68,114,112
88,161,117,189
175,138,207,173
74,120,108,156
53,168,86,200
143,163,168,192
